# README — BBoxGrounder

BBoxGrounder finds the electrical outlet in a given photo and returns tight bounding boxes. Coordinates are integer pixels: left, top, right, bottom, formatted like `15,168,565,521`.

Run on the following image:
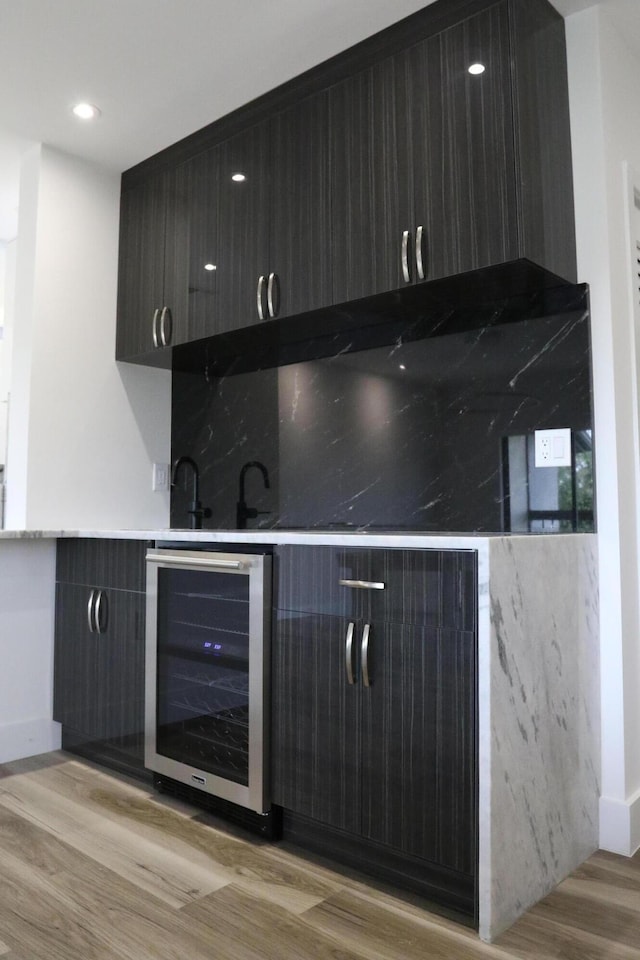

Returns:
534,429,572,468
152,462,170,492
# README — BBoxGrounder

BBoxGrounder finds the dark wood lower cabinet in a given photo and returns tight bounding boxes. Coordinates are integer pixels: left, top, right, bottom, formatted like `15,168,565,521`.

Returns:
272,546,477,921
53,541,147,779
273,612,361,833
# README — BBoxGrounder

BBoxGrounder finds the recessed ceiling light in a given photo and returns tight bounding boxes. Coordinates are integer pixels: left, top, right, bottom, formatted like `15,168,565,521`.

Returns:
231,172,246,182
468,63,486,75
204,263,217,271
399,364,406,371
72,102,101,120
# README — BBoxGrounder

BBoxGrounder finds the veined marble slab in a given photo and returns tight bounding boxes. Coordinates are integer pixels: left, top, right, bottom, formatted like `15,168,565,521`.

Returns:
478,534,599,940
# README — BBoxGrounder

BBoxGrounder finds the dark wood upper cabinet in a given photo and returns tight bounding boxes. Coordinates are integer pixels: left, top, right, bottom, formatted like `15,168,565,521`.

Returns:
116,168,189,364
410,3,518,282
330,56,413,302
214,121,272,330
116,0,575,363
270,91,333,318
330,1,565,301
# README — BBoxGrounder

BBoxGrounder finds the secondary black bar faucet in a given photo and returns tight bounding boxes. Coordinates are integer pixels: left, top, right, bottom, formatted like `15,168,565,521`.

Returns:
171,456,212,530
237,460,270,529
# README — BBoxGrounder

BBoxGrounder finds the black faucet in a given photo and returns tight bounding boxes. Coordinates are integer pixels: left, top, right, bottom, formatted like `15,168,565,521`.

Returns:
171,456,212,530
237,460,270,529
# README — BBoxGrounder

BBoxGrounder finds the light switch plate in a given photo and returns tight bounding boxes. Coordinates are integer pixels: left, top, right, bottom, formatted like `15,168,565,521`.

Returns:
534,429,572,468
152,462,170,492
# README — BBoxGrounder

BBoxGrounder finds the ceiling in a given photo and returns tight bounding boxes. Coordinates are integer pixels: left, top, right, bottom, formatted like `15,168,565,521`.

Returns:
0,0,637,243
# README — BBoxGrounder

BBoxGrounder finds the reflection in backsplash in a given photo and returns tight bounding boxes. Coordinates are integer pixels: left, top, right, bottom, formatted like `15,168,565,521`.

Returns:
171,285,593,533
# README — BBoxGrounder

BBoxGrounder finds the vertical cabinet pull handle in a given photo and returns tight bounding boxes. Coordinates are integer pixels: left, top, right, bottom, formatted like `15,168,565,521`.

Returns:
345,621,355,685
415,225,425,281
267,272,279,318
401,230,411,283
152,308,160,348
159,306,172,347
257,275,266,320
361,623,371,688
94,589,108,634
87,589,96,633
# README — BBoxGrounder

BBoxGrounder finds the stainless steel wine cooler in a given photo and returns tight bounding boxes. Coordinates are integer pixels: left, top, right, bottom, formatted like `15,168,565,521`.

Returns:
145,548,271,814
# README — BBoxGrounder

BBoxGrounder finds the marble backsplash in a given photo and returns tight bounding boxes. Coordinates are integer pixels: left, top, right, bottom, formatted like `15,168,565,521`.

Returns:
171,281,593,534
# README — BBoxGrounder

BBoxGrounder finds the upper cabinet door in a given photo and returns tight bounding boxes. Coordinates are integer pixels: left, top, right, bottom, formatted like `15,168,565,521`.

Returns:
410,3,518,282
215,121,271,331
116,168,189,361
330,57,413,304
182,145,227,341
270,91,333,318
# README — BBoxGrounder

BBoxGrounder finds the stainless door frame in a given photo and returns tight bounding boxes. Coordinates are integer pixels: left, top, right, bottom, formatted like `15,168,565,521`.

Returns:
145,548,271,814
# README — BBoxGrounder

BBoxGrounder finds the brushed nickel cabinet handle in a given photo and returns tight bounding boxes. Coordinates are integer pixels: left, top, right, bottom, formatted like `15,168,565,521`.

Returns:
94,589,108,634
87,589,96,633
267,272,280,318
361,623,371,688
159,306,172,347
416,225,425,280
345,621,355,685
257,275,266,320
152,308,160,348
339,579,385,591
401,230,411,283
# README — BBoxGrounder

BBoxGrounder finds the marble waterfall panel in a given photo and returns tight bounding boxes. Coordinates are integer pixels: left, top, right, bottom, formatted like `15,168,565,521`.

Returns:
478,534,599,940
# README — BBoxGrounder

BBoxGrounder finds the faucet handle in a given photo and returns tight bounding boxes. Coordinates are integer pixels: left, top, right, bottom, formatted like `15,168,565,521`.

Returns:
188,502,212,530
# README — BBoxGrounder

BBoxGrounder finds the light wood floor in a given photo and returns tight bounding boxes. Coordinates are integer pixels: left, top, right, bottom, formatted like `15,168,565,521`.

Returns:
0,753,638,959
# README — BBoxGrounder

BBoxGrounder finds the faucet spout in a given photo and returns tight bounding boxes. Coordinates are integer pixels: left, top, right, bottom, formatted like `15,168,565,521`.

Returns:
171,456,211,530
237,460,271,530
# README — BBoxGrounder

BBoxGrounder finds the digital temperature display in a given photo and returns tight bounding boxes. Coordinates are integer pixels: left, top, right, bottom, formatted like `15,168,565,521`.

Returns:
203,641,223,654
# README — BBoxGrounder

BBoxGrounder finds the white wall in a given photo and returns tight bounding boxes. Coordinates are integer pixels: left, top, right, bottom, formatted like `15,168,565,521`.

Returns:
566,7,640,853
5,144,171,530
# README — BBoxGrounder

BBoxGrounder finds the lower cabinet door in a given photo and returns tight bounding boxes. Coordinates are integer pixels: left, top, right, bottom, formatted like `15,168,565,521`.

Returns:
272,611,361,833
272,611,476,877
360,621,476,876
53,582,101,739
54,582,145,766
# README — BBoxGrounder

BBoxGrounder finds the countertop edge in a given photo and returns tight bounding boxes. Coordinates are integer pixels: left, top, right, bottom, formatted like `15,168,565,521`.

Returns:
0,528,596,550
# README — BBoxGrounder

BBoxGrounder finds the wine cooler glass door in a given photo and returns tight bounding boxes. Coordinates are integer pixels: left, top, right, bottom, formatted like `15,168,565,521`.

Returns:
145,551,270,813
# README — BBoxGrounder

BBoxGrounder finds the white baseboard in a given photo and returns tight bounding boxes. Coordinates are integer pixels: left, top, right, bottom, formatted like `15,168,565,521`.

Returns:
599,791,640,856
0,718,61,764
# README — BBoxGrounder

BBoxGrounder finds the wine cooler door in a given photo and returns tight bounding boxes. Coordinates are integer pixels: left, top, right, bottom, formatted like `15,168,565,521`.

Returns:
145,550,271,813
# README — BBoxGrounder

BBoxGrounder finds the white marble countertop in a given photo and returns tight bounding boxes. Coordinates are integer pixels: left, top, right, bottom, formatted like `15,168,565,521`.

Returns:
0,527,576,549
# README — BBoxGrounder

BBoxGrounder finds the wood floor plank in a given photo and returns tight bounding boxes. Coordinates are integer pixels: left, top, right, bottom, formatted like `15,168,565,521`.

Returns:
520,888,640,952
0,758,343,915
33,759,344,910
497,909,640,960
299,888,510,960
0,804,245,960
0,778,230,907
0,753,638,960
183,882,370,960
